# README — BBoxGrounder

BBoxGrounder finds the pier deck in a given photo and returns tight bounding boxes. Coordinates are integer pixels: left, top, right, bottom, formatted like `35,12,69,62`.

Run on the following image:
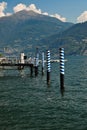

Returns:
0,63,33,67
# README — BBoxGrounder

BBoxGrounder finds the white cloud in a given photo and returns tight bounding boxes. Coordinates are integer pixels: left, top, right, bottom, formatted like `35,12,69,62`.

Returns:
0,2,12,17
0,2,7,17
26,4,41,14
6,12,12,16
42,12,49,16
50,14,66,22
13,3,66,22
77,11,87,23
13,3,26,13
13,3,41,14
0,2,67,22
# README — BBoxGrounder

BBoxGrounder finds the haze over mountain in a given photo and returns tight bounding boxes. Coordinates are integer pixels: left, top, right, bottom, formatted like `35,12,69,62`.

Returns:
0,10,73,56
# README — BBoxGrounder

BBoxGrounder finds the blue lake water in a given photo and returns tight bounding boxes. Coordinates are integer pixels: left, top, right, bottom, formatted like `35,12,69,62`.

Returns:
0,56,87,130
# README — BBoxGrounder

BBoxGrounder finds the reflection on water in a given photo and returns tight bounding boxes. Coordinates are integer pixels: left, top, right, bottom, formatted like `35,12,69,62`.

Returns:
60,88,65,97
19,69,26,78
0,69,5,77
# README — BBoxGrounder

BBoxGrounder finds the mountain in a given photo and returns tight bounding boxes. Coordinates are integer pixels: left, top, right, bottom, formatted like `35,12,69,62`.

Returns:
0,10,73,56
42,21,87,56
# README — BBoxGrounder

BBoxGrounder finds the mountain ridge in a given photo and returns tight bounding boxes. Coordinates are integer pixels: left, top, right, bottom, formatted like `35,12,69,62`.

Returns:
0,10,73,56
43,21,87,55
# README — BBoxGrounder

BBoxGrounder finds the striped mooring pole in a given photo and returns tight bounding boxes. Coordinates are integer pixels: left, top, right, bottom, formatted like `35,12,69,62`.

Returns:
47,50,51,85
42,52,45,75
60,48,65,89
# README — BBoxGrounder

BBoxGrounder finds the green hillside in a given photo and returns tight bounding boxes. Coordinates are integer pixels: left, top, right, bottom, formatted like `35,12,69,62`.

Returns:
0,10,73,56
42,22,87,56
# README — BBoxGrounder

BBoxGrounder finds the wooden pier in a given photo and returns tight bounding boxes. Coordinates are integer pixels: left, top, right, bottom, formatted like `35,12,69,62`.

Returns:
0,49,66,86
0,63,33,67
0,53,34,72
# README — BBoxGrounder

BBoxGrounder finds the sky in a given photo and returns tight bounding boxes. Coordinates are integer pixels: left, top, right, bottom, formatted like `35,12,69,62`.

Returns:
0,0,87,23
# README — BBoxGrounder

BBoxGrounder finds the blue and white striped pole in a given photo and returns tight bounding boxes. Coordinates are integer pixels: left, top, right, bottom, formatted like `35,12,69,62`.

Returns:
47,50,51,84
60,48,65,89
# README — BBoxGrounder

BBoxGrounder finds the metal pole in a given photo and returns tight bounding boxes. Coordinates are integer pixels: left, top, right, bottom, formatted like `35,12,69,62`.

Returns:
47,50,51,85
60,48,65,89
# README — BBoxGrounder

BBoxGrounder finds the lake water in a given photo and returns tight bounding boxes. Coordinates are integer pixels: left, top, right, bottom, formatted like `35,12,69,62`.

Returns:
0,56,87,130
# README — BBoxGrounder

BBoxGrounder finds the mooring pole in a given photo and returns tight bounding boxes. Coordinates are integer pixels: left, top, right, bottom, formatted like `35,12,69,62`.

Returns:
47,50,51,85
35,58,38,76
20,53,25,64
19,53,25,69
35,48,39,76
30,64,33,76
60,48,65,89
42,52,45,75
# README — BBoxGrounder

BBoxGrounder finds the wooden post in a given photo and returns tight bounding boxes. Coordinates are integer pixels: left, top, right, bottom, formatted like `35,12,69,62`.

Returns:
42,52,44,75
35,48,39,76
60,48,64,89
47,50,51,85
30,64,33,76
35,58,38,76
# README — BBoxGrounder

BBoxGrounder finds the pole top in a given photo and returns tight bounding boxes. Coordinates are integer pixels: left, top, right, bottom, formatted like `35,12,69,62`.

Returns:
59,48,64,51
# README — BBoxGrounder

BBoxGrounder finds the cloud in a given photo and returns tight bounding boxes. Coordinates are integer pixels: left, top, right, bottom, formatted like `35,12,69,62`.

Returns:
77,11,87,23
27,4,42,14
0,2,7,17
6,12,12,16
50,14,66,22
0,2,67,22
13,3,42,14
0,2,12,17
13,3,26,13
13,3,66,22
42,12,49,16
27,4,41,14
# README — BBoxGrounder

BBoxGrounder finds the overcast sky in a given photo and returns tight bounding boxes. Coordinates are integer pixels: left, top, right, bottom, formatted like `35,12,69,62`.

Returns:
0,0,87,23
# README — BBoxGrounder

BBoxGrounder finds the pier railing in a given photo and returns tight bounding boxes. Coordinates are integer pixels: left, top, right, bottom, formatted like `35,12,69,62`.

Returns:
0,56,34,67
0,48,66,90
